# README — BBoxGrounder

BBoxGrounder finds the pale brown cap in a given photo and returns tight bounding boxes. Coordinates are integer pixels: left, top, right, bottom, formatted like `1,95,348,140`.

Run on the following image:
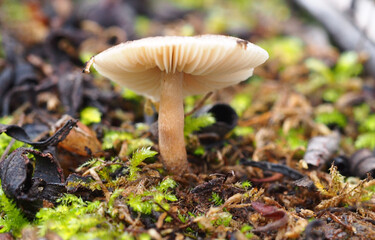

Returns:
93,35,268,101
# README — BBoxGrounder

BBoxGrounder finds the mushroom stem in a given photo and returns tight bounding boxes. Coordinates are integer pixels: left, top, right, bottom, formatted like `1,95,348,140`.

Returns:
159,72,188,174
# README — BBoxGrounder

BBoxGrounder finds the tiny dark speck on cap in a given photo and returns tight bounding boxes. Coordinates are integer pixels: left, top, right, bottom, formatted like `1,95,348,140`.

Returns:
236,40,248,50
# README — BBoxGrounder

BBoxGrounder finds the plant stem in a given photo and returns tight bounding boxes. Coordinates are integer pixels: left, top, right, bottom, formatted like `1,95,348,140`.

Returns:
159,72,188,174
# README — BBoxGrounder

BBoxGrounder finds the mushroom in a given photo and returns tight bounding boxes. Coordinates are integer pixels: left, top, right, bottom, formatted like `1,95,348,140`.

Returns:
84,35,268,174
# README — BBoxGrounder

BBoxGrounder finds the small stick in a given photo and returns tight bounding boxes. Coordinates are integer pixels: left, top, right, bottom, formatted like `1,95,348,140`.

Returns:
83,56,95,73
185,92,213,117
89,168,111,202
327,212,356,233
154,202,182,224
251,172,284,183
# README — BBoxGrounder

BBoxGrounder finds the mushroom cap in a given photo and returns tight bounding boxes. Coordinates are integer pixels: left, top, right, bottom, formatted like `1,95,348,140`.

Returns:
93,35,268,101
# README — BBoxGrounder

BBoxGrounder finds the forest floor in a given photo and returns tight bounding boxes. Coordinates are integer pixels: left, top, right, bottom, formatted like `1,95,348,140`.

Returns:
1,0,375,239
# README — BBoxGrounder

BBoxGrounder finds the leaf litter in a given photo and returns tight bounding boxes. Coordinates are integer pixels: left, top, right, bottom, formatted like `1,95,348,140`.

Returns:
1,0,375,239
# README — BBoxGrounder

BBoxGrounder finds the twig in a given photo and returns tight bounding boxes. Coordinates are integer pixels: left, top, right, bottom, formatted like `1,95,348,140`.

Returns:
238,111,272,126
153,202,194,230
327,212,357,233
251,172,284,183
0,114,25,162
89,168,111,202
185,92,213,117
240,158,305,180
153,201,186,226
83,56,94,73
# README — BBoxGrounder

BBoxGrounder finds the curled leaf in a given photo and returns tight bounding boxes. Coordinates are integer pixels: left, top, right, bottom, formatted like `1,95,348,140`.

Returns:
303,131,340,167
0,148,65,219
251,202,289,232
350,149,375,178
0,119,77,149
54,115,102,157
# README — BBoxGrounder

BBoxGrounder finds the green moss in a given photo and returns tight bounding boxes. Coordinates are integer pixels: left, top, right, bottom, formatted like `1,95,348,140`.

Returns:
177,211,189,223
259,37,304,67
334,51,363,81
231,94,252,116
126,139,154,156
322,88,343,103
0,180,29,237
233,126,254,137
184,113,215,137
128,147,157,181
193,145,205,156
297,52,363,98
241,181,252,189
305,58,334,83
240,224,254,238
126,178,178,214
138,233,151,240
102,130,132,149
355,132,375,149
359,114,375,132
184,95,201,114
315,110,347,128
35,194,110,239
279,128,307,150
80,106,102,125
211,212,232,227
210,192,224,206
353,104,370,123
158,178,177,192
122,89,143,102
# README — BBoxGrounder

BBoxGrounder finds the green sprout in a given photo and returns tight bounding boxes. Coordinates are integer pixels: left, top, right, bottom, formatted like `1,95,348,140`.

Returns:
241,180,252,189
128,147,158,181
126,178,178,214
184,113,216,137
355,133,375,150
210,192,224,206
177,211,189,223
240,224,254,238
211,212,232,227
315,110,347,128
